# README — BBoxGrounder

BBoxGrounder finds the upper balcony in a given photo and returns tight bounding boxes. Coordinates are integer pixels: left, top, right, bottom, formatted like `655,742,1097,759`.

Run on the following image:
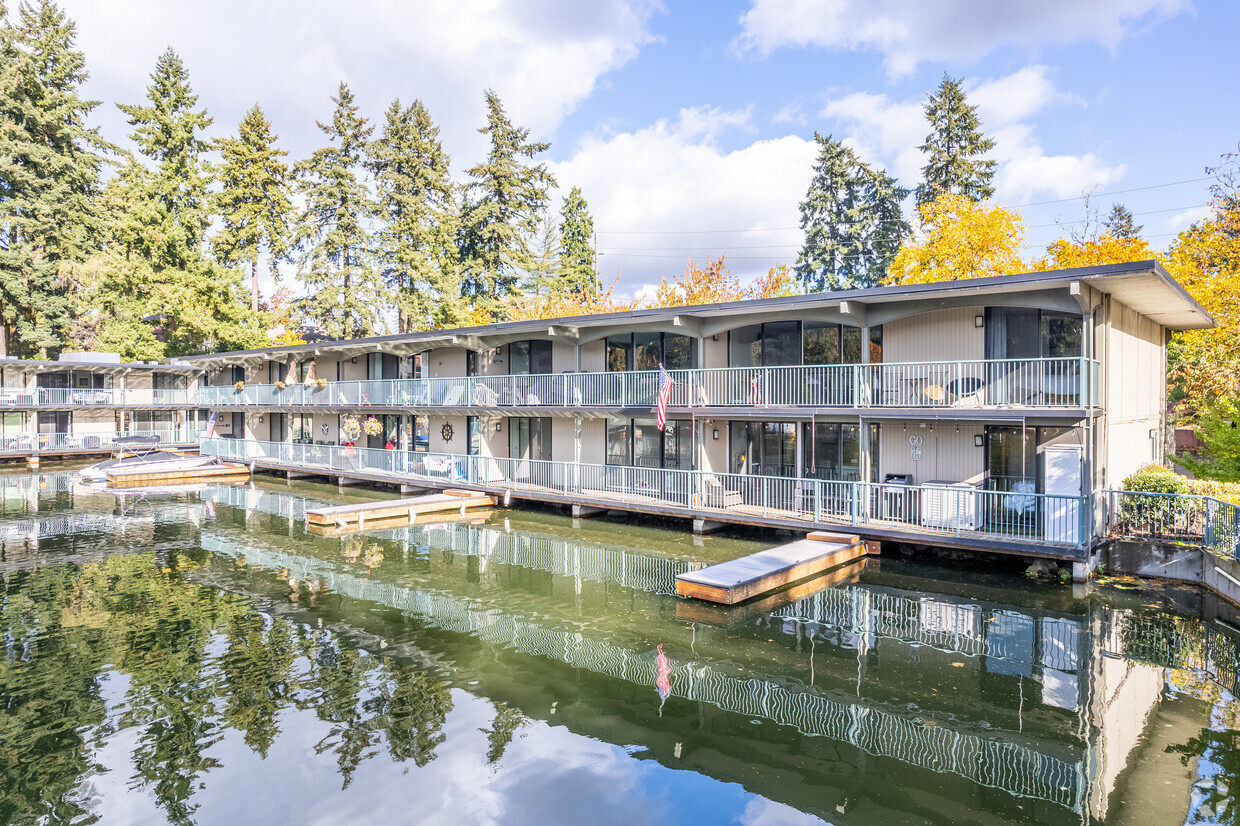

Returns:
198,357,1100,412
0,387,198,408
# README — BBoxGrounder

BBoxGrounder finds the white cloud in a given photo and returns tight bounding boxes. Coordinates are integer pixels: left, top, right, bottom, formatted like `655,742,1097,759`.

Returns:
61,0,663,166
1162,205,1212,235
772,102,807,126
551,109,817,289
820,67,1126,204
734,0,1191,76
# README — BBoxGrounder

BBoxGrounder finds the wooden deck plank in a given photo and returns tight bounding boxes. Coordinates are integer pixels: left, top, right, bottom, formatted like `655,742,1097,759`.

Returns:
675,558,868,626
106,463,251,486
675,537,869,604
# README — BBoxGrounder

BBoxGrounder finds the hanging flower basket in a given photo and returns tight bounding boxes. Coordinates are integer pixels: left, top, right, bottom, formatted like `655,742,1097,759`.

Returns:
314,378,328,390
274,380,286,390
341,415,362,441
362,416,383,436
233,381,245,392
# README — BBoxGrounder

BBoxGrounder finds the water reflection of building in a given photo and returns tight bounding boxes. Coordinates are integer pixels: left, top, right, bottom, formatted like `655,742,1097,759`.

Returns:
197,483,1238,824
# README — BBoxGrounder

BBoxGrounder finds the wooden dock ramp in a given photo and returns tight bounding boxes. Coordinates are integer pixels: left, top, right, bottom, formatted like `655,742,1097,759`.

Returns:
674,531,868,605
304,489,496,531
307,509,494,536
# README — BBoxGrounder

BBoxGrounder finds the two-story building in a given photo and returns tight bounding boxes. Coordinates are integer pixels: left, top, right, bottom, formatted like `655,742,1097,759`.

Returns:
0,352,204,460
185,261,1211,571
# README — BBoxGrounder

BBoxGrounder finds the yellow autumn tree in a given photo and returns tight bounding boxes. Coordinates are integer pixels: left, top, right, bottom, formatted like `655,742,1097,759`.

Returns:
748,263,799,299
649,255,744,307
504,276,636,321
1030,232,1155,271
1165,193,1240,404
883,193,1026,285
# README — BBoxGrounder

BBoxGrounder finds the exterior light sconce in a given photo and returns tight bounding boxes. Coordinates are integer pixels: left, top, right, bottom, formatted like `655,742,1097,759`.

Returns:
495,422,502,432
258,416,264,424
974,435,984,447
712,334,719,341
1149,429,1158,439
974,315,984,328
351,357,357,364
712,429,719,440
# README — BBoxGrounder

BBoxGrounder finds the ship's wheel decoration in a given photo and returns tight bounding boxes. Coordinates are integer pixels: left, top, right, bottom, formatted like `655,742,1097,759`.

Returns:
441,423,454,443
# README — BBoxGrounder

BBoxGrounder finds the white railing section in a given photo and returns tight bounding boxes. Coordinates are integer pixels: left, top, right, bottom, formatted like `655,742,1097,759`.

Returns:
0,428,199,454
202,438,1092,549
198,357,1097,410
0,387,199,407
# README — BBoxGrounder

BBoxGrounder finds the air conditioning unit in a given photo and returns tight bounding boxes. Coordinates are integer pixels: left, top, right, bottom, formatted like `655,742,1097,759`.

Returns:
921,481,978,530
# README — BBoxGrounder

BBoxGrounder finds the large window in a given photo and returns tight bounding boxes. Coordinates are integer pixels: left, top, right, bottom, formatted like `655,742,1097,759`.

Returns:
466,416,482,456
509,417,552,461
730,421,796,477
985,309,1084,360
606,333,694,372
607,415,690,469
291,413,313,443
801,422,862,481
985,426,1074,492
510,340,553,375
729,322,875,367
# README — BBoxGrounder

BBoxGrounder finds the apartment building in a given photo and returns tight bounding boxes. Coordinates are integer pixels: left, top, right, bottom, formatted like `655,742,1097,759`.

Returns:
186,261,1210,563
0,352,204,459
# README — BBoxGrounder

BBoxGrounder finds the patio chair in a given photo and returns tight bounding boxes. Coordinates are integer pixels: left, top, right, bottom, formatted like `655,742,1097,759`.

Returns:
703,476,742,509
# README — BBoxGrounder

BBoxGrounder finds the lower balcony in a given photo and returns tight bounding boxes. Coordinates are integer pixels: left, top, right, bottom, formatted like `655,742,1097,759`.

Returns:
202,438,1093,555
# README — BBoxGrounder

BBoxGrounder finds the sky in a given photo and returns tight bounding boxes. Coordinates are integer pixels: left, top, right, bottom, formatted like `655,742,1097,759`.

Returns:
55,0,1240,305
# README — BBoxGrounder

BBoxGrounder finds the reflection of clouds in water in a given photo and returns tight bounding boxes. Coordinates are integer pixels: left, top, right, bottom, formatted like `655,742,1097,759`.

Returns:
88,682,795,826
738,797,831,826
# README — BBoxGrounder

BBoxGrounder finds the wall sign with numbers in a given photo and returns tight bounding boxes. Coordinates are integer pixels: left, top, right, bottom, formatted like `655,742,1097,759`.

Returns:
909,434,923,462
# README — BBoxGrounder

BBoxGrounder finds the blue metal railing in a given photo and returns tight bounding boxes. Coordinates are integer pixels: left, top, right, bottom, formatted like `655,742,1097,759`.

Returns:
1105,489,1240,561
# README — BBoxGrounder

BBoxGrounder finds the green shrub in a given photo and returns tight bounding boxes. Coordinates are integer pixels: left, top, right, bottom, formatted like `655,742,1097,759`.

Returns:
1183,478,1240,506
1120,464,1189,528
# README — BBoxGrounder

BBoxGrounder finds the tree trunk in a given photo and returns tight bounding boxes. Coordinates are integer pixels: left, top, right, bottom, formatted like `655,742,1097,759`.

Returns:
251,258,259,313
342,246,351,337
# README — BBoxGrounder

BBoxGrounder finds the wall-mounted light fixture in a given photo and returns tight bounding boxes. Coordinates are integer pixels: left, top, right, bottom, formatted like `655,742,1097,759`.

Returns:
495,421,502,432
974,315,985,328
1149,428,1159,439
258,416,264,424
974,434,984,447
712,334,718,341
351,357,357,364
712,429,719,440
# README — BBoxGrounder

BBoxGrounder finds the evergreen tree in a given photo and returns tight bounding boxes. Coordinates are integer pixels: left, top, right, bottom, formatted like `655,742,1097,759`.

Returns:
81,48,262,359
557,186,596,297
795,134,910,291
213,104,294,312
524,211,560,300
459,91,556,313
367,97,461,332
0,0,108,357
1105,203,1142,240
294,83,383,338
916,74,996,207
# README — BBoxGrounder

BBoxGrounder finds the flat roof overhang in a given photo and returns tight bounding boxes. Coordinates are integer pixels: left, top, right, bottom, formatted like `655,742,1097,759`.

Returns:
178,260,1215,369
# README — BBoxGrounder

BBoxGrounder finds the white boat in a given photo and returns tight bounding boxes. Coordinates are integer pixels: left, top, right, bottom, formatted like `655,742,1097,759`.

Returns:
79,436,219,483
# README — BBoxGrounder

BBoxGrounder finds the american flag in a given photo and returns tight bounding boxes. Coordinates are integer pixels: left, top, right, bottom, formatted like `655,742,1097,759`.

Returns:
656,363,673,431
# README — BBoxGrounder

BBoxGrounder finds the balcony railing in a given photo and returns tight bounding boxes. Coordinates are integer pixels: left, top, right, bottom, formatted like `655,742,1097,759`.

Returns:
0,428,200,454
198,357,1098,411
0,387,198,407
201,437,1092,550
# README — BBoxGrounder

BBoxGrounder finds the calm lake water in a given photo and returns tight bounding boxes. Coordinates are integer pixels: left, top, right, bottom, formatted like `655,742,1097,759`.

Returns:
2,470,1238,826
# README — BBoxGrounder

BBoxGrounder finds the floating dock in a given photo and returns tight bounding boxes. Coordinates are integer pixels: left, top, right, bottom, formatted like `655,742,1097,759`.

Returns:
674,531,868,604
308,509,495,536
106,462,252,487
675,557,869,626
304,489,497,531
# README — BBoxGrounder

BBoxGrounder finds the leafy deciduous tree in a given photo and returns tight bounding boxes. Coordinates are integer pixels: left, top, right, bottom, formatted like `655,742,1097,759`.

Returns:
884,194,1025,285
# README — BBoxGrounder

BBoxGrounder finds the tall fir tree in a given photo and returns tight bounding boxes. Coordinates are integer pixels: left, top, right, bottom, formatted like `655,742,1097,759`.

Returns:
459,91,556,314
213,104,294,312
295,83,383,338
557,186,596,297
524,211,560,300
367,97,461,332
795,134,909,291
1105,203,1142,240
82,48,261,359
0,0,108,357
915,74,996,207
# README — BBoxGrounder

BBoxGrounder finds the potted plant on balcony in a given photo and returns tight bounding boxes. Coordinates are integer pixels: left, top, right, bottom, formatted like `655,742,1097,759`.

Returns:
363,416,383,436
274,380,286,390
233,380,245,392
314,378,328,390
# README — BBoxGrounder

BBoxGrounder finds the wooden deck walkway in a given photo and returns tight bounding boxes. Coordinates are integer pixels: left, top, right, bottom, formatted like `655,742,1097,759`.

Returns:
304,489,496,531
675,557,869,625
675,531,868,604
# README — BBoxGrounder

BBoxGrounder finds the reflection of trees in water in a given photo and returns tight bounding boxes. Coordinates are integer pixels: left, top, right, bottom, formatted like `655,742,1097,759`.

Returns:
481,701,527,765
0,552,454,825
